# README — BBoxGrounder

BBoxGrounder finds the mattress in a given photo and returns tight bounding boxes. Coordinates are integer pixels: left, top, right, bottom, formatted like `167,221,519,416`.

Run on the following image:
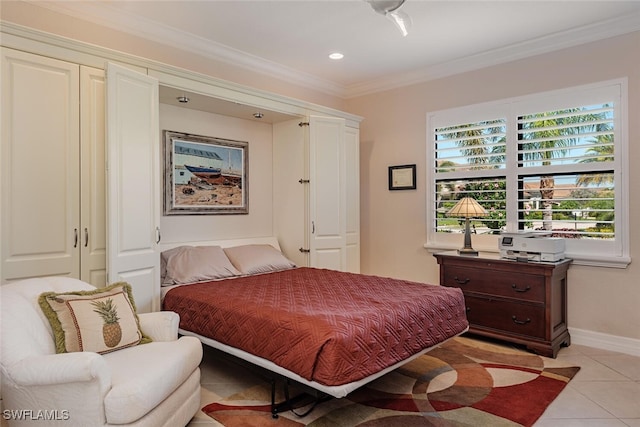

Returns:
163,267,468,387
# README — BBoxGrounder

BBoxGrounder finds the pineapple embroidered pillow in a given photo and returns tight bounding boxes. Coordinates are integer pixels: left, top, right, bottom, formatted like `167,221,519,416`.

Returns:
39,282,151,354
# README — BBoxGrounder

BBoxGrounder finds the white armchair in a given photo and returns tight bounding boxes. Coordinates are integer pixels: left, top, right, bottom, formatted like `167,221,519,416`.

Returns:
1,277,203,426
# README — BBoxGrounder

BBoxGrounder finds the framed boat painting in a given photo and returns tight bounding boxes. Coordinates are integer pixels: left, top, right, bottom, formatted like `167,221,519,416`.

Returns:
163,130,248,215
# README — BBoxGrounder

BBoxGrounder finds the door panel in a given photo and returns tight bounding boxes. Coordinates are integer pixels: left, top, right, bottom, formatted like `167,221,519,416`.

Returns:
309,115,346,271
272,118,308,266
1,48,80,282
80,66,107,287
345,126,360,273
106,63,160,312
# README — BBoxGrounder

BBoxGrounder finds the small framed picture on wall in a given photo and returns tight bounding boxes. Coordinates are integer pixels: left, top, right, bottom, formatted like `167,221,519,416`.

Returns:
388,164,416,190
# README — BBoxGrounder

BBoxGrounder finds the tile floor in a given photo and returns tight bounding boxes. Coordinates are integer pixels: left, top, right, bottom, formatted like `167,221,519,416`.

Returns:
188,339,640,427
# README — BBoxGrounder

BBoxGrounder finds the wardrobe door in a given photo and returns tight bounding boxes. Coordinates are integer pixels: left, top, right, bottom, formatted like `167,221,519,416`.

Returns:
345,126,360,273
308,115,346,271
1,48,80,282
272,118,308,266
80,66,107,287
106,63,160,312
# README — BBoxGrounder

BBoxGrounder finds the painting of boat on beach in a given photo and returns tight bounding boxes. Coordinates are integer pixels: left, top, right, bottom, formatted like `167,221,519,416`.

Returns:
163,130,248,215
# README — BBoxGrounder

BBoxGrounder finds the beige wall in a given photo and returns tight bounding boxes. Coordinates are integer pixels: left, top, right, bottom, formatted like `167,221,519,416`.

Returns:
3,2,638,346
345,32,640,342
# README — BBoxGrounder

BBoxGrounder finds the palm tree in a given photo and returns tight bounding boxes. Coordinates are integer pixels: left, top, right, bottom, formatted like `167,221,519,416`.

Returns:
518,108,610,230
449,121,506,170
577,133,614,187
435,161,457,214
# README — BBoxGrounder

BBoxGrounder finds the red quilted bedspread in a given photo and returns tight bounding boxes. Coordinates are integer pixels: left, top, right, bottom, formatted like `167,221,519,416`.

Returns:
163,267,468,386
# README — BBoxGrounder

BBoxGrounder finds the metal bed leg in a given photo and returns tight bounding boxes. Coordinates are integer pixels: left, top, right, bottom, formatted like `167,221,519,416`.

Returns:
271,378,279,419
271,376,332,419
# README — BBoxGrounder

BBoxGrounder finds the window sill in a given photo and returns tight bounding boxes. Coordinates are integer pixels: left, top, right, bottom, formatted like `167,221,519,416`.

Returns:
424,243,631,269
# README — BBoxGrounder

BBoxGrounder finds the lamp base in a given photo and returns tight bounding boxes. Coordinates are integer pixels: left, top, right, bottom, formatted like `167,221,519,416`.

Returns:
457,248,479,256
459,217,479,256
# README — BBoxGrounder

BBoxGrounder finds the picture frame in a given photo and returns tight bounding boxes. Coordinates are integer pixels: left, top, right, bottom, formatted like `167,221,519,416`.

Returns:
388,164,416,190
163,130,248,215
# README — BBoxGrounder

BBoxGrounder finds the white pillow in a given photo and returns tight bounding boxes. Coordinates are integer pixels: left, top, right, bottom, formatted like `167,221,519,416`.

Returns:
161,245,241,286
223,244,296,275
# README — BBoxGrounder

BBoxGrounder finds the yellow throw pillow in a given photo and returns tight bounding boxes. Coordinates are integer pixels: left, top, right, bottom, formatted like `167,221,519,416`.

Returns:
39,282,151,354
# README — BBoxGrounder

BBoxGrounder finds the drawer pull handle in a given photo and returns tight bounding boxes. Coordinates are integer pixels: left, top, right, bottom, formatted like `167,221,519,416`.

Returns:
512,315,531,325
511,284,531,293
454,276,470,285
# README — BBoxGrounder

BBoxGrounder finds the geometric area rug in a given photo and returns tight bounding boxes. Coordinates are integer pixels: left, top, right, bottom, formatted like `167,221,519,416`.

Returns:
202,336,580,427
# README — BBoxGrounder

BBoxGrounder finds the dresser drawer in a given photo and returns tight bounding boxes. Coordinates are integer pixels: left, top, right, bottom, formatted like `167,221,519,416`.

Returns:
442,265,545,303
464,295,546,339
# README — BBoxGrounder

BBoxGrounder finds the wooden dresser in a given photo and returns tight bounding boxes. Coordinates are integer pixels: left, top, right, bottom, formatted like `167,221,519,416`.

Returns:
433,251,571,358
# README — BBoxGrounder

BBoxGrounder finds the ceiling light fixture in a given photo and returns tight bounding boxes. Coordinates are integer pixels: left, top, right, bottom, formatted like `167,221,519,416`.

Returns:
329,52,344,60
253,112,264,119
366,0,412,37
176,95,190,103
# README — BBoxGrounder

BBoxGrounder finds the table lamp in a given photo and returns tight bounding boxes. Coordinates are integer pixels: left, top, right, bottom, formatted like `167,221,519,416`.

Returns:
448,197,487,255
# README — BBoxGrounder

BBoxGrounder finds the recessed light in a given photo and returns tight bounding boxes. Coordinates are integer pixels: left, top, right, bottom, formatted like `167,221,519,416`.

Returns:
329,52,344,60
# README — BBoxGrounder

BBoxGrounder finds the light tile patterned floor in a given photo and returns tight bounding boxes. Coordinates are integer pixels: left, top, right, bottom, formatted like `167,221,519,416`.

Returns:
3,338,635,426
188,338,640,427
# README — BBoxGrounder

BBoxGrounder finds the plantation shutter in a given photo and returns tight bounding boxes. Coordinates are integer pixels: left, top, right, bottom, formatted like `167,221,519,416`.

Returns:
432,118,507,233
516,103,616,238
426,79,628,266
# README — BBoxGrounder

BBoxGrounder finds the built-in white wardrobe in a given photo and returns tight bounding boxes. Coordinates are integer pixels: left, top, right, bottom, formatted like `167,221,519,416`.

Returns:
273,117,360,273
1,48,106,287
0,22,361,312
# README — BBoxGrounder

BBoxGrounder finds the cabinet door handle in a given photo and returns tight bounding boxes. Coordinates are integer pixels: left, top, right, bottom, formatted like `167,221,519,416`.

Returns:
156,227,161,244
511,284,531,293
511,315,531,325
454,276,470,285
84,228,89,247
73,228,78,248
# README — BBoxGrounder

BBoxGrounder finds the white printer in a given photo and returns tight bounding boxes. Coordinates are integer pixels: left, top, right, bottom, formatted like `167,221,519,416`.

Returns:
498,232,565,262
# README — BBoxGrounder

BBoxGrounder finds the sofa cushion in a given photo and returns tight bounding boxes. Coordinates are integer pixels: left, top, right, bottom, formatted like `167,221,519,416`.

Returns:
103,337,203,424
38,282,151,354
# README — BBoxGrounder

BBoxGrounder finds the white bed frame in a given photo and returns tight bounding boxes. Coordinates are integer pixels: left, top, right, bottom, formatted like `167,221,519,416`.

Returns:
158,237,465,399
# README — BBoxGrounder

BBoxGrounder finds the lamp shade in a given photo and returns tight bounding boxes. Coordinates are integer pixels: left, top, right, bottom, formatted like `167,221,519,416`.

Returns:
448,197,488,218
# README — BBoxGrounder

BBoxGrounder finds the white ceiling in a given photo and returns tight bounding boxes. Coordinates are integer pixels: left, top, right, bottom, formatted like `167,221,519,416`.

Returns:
32,0,640,98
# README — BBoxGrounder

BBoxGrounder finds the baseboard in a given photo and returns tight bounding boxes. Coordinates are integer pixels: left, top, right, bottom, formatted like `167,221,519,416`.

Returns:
569,327,640,357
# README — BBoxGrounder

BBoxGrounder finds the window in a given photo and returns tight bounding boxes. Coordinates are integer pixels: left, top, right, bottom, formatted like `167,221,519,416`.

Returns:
426,79,629,267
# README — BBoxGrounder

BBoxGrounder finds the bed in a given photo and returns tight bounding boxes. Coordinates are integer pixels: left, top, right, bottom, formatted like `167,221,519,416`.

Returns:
159,237,468,414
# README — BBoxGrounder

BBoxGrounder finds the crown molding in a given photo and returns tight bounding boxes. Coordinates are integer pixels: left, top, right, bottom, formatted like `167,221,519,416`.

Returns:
24,0,346,98
0,20,363,127
21,1,640,99
344,11,640,98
